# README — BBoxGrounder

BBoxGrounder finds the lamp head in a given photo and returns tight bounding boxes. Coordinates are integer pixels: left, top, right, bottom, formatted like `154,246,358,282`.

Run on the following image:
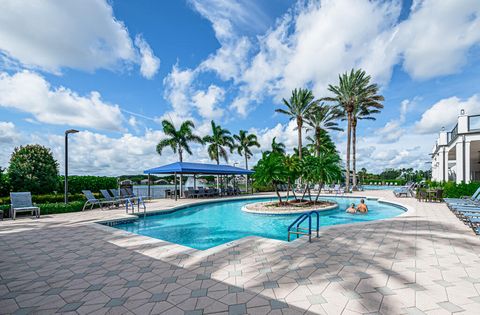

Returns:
65,129,79,135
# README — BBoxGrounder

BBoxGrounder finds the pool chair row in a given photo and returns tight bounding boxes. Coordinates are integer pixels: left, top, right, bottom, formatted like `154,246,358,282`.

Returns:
82,188,145,212
182,186,242,198
444,186,480,235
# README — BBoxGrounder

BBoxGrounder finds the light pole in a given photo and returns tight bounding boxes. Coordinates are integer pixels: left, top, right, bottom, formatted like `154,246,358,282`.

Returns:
65,129,79,203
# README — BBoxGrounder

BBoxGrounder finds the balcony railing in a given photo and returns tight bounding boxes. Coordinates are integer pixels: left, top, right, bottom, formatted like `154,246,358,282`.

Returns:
469,114,480,131
448,124,458,145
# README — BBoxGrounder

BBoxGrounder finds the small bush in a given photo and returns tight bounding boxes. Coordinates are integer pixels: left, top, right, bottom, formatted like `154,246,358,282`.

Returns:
0,201,85,217
435,181,480,198
0,193,95,205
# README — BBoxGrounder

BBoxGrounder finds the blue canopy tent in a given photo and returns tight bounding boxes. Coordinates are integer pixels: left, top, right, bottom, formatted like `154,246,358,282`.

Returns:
144,162,254,200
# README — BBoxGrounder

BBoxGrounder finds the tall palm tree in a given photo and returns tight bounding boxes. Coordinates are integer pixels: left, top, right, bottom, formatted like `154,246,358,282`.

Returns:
234,130,260,193
157,120,203,195
305,104,343,157
351,100,383,189
203,121,234,188
323,69,383,192
275,88,317,160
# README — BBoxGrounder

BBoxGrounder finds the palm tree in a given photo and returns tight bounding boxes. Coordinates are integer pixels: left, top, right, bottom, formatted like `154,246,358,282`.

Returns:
305,103,343,157
157,120,203,195
270,137,286,155
306,128,337,156
323,69,383,192
234,130,260,193
252,152,288,204
275,88,317,160
203,121,234,188
351,100,383,189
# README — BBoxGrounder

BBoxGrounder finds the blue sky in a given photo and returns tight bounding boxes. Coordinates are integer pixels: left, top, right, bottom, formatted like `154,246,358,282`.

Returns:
0,0,479,175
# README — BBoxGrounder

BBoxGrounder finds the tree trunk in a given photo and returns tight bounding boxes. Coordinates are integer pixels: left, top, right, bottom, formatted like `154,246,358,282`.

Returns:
297,116,303,160
216,146,220,190
245,155,248,194
315,182,324,203
345,112,352,193
179,149,183,198
316,127,321,157
301,184,308,201
286,178,290,202
274,181,283,204
352,119,358,191
307,186,312,202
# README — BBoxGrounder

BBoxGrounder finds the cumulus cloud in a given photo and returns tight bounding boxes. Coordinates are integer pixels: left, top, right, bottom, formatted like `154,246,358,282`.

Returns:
0,0,159,77
0,121,18,144
162,65,196,117
192,85,225,120
135,34,160,79
377,99,413,143
0,71,125,131
415,95,480,134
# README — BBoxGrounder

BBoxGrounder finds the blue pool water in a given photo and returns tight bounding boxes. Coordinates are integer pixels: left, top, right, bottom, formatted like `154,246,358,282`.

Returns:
112,197,405,250
363,185,397,190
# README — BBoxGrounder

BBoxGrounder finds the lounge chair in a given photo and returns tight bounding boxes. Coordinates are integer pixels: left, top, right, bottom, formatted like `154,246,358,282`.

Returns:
82,190,114,211
100,190,120,207
120,188,146,212
10,192,40,220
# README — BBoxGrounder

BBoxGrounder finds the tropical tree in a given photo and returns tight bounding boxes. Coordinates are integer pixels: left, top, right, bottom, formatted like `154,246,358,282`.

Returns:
305,103,342,157
203,121,235,165
351,101,383,189
306,129,337,156
269,137,286,155
252,152,288,204
233,130,260,193
157,119,203,195
323,69,384,192
156,120,203,162
275,88,317,160
203,121,235,188
283,154,300,201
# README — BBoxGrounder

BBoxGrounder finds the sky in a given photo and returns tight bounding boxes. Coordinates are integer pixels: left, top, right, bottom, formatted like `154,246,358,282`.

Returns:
0,0,480,176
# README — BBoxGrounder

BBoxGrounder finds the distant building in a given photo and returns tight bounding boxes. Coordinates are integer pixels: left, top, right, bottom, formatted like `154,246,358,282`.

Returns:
431,110,480,183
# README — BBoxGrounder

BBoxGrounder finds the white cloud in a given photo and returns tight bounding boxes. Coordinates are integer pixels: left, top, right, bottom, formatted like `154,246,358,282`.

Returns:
0,0,159,78
0,121,18,144
396,0,480,79
135,34,160,79
0,71,125,131
192,85,225,120
415,95,480,134
163,65,196,117
377,99,413,143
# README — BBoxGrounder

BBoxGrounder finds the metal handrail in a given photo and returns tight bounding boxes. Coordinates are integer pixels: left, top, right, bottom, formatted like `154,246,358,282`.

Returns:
287,210,320,242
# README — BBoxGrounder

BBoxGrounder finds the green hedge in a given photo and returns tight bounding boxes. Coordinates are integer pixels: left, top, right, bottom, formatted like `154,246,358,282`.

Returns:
60,176,117,194
431,181,480,198
0,201,85,218
0,193,100,206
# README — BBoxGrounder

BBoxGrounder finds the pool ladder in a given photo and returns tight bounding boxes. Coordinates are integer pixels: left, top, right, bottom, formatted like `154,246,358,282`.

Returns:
287,211,320,242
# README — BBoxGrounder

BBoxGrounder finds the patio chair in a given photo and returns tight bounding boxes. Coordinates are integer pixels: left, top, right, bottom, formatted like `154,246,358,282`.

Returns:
394,186,411,197
100,190,120,207
82,190,113,211
10,192,40,220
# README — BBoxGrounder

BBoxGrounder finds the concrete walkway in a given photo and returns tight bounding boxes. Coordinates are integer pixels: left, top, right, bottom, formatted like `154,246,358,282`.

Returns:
0,191,479,314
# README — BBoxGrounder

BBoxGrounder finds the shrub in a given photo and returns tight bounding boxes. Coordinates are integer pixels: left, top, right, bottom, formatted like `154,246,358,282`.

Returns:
0,192,101,206
0,167,10,197
8,144,60,194
435,181,480,198
62,175,118,194
0,201,85,218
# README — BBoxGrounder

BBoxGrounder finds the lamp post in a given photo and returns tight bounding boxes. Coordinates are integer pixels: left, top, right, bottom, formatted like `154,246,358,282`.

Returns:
64,129,79,203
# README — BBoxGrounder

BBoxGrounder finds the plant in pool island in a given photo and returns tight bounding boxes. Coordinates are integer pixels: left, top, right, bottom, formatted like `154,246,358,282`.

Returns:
8,144,60,194
252,152,288,204
305,103,343,157
323,69,384,191
265,137,286,155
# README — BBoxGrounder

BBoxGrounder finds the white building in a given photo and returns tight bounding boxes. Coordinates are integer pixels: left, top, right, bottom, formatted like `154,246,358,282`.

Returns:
431,110,480,183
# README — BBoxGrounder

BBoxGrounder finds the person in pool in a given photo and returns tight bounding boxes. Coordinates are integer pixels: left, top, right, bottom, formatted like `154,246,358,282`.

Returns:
357,199,368,213
345,203,356,214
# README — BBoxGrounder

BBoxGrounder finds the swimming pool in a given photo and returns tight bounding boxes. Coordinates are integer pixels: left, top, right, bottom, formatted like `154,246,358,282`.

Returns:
112,197,406,250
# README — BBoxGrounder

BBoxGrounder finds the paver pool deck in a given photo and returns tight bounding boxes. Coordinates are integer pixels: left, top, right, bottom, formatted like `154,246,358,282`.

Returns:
0,190,479,314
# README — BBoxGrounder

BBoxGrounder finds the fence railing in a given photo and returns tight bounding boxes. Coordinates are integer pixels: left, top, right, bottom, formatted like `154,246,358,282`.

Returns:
448,124,458,145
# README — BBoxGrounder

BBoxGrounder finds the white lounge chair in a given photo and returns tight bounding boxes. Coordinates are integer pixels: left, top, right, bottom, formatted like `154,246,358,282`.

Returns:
10,192,40,220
